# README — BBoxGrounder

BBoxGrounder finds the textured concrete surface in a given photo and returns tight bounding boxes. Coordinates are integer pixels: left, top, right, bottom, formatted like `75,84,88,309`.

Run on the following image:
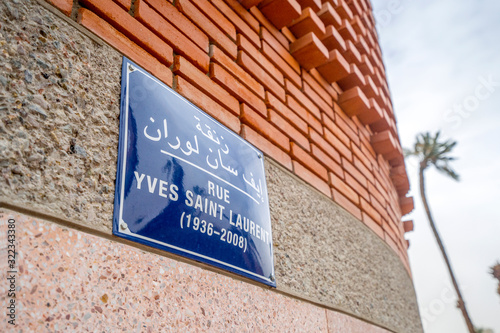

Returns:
0,0,120,232
0,211,394,333
267,159,422,333
0,1,423,332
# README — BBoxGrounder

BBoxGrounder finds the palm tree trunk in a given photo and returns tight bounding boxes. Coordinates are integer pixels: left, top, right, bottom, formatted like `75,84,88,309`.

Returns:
419,166,475,333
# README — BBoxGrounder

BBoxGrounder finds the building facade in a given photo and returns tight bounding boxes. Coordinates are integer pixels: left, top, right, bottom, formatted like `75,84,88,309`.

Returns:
0,0,422,331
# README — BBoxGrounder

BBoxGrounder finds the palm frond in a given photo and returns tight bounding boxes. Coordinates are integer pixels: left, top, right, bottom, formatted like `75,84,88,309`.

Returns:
406,130,460,180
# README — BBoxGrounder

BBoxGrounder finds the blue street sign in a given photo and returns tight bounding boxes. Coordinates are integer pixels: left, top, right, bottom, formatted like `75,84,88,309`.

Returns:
113,58,276,287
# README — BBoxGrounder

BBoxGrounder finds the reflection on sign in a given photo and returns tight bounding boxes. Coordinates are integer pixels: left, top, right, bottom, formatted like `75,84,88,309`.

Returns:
113,58,275,287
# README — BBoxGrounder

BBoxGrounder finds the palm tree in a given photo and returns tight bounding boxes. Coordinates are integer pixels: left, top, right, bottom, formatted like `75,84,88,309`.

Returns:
405,131,475,333
490,262,500,298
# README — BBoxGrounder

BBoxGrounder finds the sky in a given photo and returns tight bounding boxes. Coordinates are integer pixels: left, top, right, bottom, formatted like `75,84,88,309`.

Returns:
370,0,500,332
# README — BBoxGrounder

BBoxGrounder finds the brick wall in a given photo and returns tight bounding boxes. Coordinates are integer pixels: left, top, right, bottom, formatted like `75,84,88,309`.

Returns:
45,0,413,269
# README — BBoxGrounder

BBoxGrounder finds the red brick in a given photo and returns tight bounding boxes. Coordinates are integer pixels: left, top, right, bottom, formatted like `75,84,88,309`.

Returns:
361,197,382,224
249,7,290,48
352,113,370,138
240,104,290,151
366,9,376,26
335,103,357,130
390,219,404,245
210,45,265,99
135,0,209,71
304,83,333,117
144,0,208,52
369,181,388,210
362,75,379,100
365,29,376,48
399,196,414,216
322,114,350,147
221,0,260,33
385,223,400,250
46,0,73,16
403,220,414,233
290,32,329,71
342,40,362,65
210,63,267,115
321,112,335,130
352,144,373,171
334,111,360,146
331,83,342,97
173,56,239,115
241,125,292,170
374,67,387,86
262,41,302,88
355,35,371,57
369,109,391,133
309,68,338,99
338,86,370,117
389,152,405,168
317,2,342,29
312,144,342,177
388,198,402,223
190,0,236,41
237,51,286,103
362,212,384,239
237,36,284,86
77,9,172,86
350,16,366,36
357,98,383,125
316,49,350,84
310,131,341,164
80,0,173,66
353,155,375,184
335,0,354,20
293,161,331,197
321,26,347,52
269,110,310,151
391,165,410,196
330,172,359,204
379,76,390,95
287,8,325,39
113,0,131,10
261,28,300,74
374,175,389,201
291,143,328,181
324,128,352,161
240,0,263,8
344,172,369,201
281,27,297,43
302,71,333,108
326,0,340,8
338,64,366,90
209,0,260,47
370,193,388,222
285,79,321,119
373,42,384,60
174,75,240,133
296,0,321,12
360,132,376,157
176,0,237,59
338,19,357,43
259,0,301,29
371,130,398,158
358,55,374,76
265,92,308,134
332,188,362,220
287,95,323,133
342,155,370,187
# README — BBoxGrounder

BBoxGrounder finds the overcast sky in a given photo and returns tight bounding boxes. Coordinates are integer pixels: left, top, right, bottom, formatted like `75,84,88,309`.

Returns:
371,0,500,332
